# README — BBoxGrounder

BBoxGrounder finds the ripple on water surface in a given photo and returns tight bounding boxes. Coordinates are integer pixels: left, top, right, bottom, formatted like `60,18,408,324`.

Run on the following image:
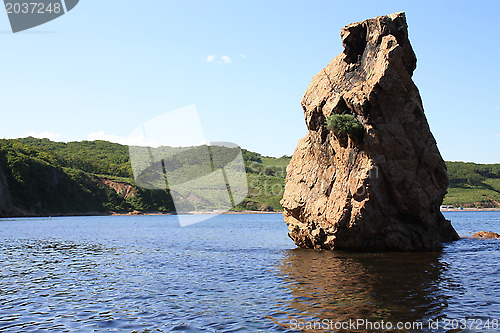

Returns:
0,212,499,332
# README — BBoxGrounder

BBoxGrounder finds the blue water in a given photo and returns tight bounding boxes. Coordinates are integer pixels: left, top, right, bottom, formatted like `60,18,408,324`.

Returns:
0,212,499,332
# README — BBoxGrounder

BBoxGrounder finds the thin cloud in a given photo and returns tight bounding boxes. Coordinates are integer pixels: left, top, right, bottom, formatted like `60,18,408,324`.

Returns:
240,53,246,59
25,131,60,141
495,133,500,137
205,55,232,64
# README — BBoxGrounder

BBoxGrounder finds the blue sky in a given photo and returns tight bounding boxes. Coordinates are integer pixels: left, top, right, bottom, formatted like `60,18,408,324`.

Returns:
0,0,499,163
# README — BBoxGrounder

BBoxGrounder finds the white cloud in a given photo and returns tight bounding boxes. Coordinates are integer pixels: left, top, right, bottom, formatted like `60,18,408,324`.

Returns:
495,133,500,137
205,55,232,64
240,53,246,59
221,55,231,63
87,131,159,147
25,131,60,141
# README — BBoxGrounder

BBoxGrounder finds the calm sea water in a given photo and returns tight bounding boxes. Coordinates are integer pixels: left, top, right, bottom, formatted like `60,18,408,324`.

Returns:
0,212,499,332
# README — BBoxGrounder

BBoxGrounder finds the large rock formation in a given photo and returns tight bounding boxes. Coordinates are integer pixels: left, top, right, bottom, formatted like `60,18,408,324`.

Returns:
281,12,459,251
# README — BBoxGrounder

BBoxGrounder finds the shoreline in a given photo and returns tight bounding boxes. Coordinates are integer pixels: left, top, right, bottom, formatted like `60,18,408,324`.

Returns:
3,208,499,219
110,210,284,216
440,208,500,212
113,208,500,215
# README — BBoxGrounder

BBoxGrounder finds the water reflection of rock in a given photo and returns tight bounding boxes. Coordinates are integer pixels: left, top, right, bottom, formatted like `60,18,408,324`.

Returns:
275,249,449,332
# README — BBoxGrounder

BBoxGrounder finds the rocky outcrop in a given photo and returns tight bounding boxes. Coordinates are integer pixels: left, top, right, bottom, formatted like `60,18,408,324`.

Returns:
281,12,459,251
97,178,137,199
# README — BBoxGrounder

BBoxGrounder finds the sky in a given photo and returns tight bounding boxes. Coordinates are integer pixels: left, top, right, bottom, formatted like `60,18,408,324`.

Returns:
0,0,499,163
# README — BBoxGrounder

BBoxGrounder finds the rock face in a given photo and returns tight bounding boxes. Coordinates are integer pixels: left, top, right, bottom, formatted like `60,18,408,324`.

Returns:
97,178,137,199
281,12,459,251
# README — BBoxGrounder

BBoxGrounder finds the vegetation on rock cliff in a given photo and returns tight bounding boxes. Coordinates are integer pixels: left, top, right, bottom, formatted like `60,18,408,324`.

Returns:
326,114,364,138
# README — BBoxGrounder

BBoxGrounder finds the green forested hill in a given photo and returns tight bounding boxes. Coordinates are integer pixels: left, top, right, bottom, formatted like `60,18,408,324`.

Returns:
0,137,289,216
0,138,174,215
0,137,498,217
443,162,500,208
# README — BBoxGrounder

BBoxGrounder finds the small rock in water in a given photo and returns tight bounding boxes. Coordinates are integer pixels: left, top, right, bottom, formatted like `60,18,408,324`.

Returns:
471,231,500,239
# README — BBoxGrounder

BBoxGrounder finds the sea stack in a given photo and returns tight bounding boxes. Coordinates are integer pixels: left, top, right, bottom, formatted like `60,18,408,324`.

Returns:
281,12,460,251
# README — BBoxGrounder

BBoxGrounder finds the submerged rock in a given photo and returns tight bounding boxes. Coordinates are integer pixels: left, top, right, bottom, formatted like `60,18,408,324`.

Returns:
281,12,459,251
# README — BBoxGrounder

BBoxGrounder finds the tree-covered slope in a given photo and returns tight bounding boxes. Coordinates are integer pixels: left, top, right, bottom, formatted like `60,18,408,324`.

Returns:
443,162,500,208
0,138,173,216
0,138,290,216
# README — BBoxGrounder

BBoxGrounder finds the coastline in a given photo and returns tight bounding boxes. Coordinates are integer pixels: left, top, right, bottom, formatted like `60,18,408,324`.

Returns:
110,210,283,216
440,208,500,212
100,208,500,216
113,208,500,216
3,208,499,219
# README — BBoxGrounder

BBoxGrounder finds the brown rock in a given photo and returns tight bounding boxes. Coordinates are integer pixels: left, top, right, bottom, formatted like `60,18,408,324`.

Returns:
472,231,500,239
281,12,459,251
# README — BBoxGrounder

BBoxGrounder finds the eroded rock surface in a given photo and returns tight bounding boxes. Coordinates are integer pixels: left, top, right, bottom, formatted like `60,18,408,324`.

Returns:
281,12,459,251
97,178,137,199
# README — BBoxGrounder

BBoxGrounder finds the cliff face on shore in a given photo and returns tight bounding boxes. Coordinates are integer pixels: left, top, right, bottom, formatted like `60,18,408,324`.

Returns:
0,163,13,217
281,12,460,251
0,163,141,218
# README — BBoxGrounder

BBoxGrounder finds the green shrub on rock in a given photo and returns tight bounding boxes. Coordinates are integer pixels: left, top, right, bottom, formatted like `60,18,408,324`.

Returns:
326,114,364,138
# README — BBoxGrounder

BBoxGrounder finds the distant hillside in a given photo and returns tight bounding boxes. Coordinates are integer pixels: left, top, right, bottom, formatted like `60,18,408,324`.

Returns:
0,137,497,217
443,161,500,208
0,137,289,217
